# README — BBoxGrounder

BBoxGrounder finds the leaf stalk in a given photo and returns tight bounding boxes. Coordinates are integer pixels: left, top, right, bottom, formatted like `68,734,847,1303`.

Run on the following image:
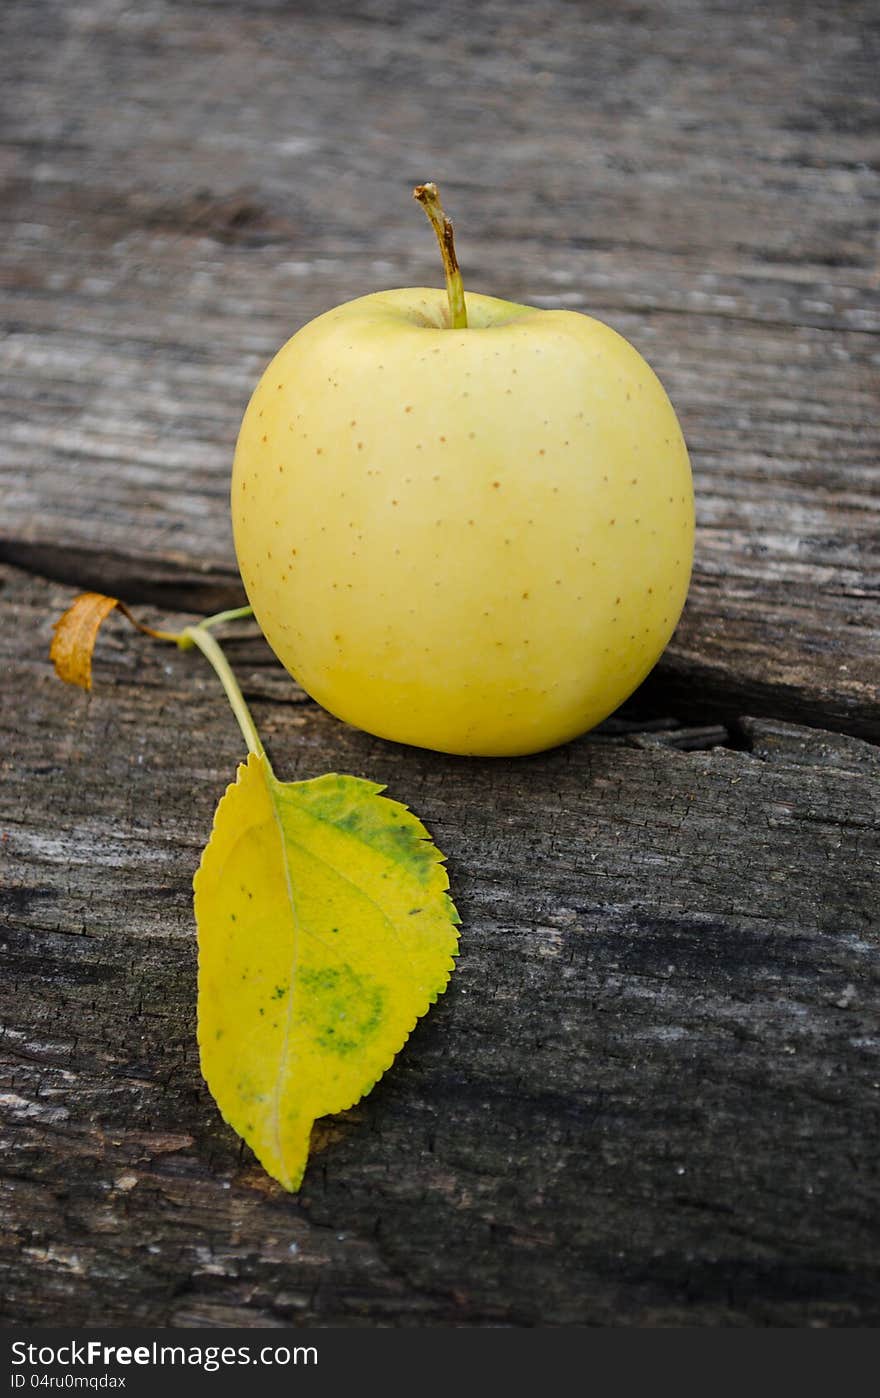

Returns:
183,620,270,768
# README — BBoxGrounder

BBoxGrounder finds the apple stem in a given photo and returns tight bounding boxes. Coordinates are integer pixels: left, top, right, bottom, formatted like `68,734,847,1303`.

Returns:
413,182,468,330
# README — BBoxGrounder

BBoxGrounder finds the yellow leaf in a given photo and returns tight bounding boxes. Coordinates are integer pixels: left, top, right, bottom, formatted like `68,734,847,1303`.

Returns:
50,592,122,689
193,752,460,1190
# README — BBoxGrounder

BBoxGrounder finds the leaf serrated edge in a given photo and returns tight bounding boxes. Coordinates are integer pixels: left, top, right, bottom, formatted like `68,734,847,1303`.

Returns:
325,950,460,1116
192,751,259,897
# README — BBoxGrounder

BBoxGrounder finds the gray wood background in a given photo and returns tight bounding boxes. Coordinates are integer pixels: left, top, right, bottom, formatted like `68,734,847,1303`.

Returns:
1,0,878,1326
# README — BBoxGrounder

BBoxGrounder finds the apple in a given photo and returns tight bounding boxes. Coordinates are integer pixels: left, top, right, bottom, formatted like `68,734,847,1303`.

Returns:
232,185,694,756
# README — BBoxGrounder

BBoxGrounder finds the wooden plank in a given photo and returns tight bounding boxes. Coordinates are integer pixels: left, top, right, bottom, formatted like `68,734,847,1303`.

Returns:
1,0,878,738
2,0,879,1328
1,563,878,1326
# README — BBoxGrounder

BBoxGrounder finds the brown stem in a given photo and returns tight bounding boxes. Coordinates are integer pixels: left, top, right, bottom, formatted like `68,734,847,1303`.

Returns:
413,182,468,329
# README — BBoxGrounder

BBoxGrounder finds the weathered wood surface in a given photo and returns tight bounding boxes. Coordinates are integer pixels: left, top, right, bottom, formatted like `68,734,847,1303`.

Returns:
2,0,879,739
3,564,880,1327
1,0,878,1327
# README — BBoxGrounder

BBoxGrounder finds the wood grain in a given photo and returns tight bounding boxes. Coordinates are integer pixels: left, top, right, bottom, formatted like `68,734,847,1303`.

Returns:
1,0,878,1327
1,564,878,1327
2,0,878,736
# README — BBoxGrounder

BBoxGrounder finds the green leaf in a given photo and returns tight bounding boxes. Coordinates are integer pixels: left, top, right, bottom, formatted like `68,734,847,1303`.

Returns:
193,752,460,1190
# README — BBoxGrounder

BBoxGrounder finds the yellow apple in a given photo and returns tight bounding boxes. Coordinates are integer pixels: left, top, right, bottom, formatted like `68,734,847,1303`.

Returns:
232,188,693,757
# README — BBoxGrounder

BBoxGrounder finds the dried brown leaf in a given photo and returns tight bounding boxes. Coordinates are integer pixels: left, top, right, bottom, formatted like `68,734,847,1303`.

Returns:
50,592,122,690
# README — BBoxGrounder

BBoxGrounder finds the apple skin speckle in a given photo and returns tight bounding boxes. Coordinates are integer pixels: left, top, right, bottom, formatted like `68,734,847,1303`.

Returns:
231,286,694,756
